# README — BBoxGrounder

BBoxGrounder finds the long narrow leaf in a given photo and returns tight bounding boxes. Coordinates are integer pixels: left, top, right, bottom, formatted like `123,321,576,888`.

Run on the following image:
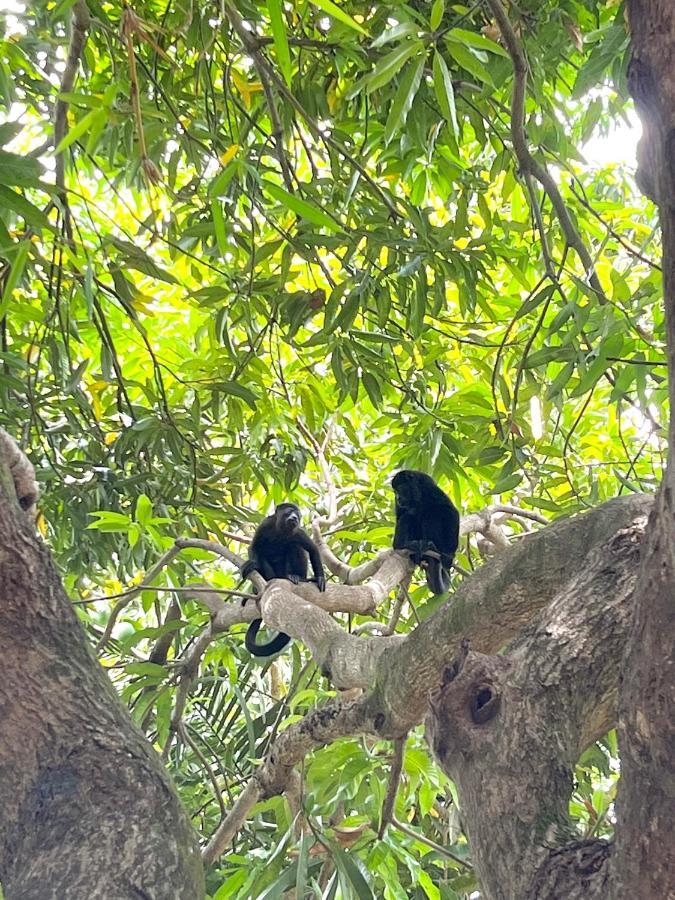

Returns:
448,26,509,56
0,185,51,229
433,51,459,137
267,0,292,85
0,241,29,319
309,0,367,35
54,106,106,154
263,181,342,232
384,54,425,144
333,847,374,900
445,39,494,85
367,41,423,93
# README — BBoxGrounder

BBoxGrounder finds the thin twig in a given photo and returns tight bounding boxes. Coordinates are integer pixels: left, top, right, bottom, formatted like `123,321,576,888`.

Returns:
53,0,90,223
94,544,182,652
390,817,473,870
487,0,607,303
224,1,293,189
76,584,255,606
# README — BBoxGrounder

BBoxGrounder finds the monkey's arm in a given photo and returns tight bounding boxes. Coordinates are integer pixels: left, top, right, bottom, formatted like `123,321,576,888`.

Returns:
393,510,425,563
297,532,326,591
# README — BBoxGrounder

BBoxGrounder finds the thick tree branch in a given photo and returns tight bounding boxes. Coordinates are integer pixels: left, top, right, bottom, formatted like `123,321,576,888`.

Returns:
373,493,651,735
425,515,648,898
206,495,651,859
0,432,204,897
614,6,675,897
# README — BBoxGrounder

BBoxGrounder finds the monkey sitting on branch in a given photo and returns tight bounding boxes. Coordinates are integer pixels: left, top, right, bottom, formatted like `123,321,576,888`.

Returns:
241,503,326,657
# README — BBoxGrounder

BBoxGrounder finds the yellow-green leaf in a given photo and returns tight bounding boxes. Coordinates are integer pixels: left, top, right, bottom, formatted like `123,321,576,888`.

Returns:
384,54,425,144
267,0,292,86
433,51,458,137
309,0,367,35
263,181,342,232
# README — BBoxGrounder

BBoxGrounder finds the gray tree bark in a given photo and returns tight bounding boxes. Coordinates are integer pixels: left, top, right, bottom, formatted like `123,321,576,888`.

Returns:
425,508,648,899
424,3,675,896
0,436,204,899
613,2,675,897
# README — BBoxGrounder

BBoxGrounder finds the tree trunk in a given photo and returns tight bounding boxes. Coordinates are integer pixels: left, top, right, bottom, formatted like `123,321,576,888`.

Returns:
0,443,204,898
425,513,647,898
612,2,675,897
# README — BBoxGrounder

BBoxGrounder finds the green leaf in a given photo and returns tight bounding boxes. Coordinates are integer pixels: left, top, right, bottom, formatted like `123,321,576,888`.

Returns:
445,39,494,85
384,54,425,144
430,0,445,30
570,354,609,397
108,238,179,284
573,24,627,97
0,150,42,188
0,241,29,319
361,371,383,407
87,511,133,532
295,833,309,898
433,51,458,137
546,361,575,399
213,380,258,409
0,184,51,229
408,271,427,337
332,292,361,332
263,181,342,232
125,662,168,677
211,199,228,256
515,285,556,320
0,122,23,145
208,163,238,197
333,848,374,899
367,41,424,93
370,22,418,48
54,106,107,154
419,869,441,900
447,26,509,57
135,494,153,525
491,472,523,494
267,0,292,85
308,0,367,35
213,869,248,899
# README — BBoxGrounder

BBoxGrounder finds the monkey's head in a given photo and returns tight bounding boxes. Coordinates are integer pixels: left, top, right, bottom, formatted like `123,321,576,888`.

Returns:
391,469,430,509
274,502,302,532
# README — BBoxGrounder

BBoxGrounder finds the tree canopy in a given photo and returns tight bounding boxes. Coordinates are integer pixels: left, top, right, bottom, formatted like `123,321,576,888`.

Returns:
0,0,666,896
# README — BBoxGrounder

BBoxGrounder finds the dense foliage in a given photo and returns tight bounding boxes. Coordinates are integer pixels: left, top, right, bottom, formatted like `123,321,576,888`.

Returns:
0,0,660,895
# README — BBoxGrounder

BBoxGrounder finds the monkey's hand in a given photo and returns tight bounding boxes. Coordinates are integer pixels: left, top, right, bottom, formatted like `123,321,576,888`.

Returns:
315,575,326,592
402,540,426,565
419,542,441,569
240,560,257,580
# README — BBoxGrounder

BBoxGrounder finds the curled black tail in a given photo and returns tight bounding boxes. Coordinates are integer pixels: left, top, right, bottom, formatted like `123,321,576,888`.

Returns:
424,559,450,594
245,619,291,657
422,551,451,595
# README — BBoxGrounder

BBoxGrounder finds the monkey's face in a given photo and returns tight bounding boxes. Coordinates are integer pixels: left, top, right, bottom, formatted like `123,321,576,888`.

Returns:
392,472,417,509
275,503,301,532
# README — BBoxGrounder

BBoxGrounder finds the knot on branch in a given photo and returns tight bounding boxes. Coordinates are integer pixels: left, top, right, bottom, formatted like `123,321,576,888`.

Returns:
470,684,501,725
425,652,510,775
527,838,612,900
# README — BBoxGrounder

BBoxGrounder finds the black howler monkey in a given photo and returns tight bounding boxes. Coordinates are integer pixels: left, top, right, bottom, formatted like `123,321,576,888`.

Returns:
241,502,326,657
392,470,460,595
